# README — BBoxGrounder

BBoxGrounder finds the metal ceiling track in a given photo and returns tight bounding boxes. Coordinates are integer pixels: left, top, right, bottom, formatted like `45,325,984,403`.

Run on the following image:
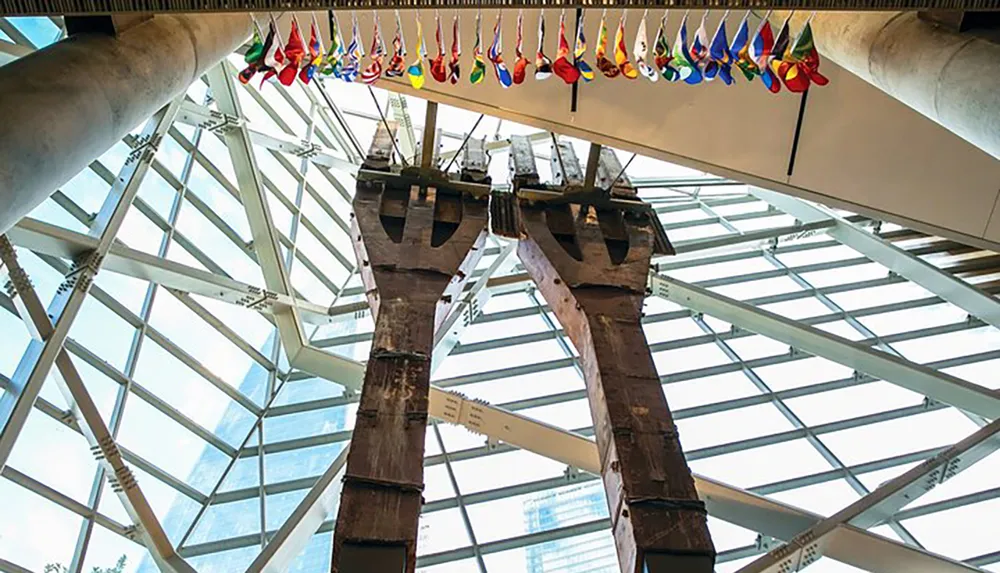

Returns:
3,0,1000,15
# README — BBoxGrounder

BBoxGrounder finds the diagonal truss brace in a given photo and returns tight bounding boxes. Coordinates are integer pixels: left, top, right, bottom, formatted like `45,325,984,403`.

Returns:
0,98,182,469
737,417,1000,573
175,99,357,173
206,64,367,391
0,240,195,572
6,217,337,324
751,188,1000,333
429,382,980,573
432,239,518,373
0,100,194,572
245,446,350,572
649,273,1000,421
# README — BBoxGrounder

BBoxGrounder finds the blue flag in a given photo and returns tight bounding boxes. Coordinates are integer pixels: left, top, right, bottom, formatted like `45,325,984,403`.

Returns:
704,12,734,84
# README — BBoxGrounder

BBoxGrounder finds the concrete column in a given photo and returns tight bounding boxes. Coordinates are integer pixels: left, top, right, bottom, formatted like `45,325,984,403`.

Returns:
0,13,251,235
779,11,1000,160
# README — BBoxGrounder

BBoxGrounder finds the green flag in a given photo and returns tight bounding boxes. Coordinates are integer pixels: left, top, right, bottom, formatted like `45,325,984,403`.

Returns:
789,21,816,61
244,29,265,64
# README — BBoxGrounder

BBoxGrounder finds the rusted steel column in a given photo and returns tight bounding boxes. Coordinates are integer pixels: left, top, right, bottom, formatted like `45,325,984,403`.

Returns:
332,124,489,573
504,136,714,573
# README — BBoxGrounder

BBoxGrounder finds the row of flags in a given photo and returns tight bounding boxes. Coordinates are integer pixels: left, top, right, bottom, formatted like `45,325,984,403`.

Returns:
239,9,828,95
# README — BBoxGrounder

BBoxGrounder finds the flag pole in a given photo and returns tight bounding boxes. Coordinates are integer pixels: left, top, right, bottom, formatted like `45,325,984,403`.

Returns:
250,14,265,39
312,12,324,49
713,9,730,37
788,11,816,55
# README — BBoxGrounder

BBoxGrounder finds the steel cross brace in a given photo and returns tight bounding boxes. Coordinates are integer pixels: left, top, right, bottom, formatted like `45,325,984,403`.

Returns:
738,416,1000,573
0,102,194,571
332,113,491,572
499,136,714,573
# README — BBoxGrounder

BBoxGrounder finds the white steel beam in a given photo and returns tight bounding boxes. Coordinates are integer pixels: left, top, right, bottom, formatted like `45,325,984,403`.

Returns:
427,385,977,572
432,239,518,373
201,66,368,390
739,416,1000,573
175,99,357,173
6,217,336,324
0,38,30,65
438,131,549,162
0,99,181,470
649,273,1000,420
245,446,350,573
388,92,418,163
751,188,1000,332
0,244,194,569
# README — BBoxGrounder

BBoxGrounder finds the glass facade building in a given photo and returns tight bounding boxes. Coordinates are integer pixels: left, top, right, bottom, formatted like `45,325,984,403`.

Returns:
2,15,1000,573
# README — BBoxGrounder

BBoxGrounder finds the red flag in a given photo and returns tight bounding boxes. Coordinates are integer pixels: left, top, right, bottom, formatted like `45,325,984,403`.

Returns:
512,10,530,84
279,19,306,86
298,20,322,84
429,14,448,83
551,12,579,84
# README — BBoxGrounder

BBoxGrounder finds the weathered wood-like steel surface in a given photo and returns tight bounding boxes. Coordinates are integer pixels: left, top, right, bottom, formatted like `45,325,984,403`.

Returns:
510,141,714,573
332,124,489,573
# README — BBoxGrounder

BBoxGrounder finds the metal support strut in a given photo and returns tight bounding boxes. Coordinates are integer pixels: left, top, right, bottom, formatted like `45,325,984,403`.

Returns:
332,103,491,572
495,136,715,573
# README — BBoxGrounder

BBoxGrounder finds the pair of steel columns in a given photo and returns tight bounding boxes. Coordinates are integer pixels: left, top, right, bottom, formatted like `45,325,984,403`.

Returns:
339,127,714,572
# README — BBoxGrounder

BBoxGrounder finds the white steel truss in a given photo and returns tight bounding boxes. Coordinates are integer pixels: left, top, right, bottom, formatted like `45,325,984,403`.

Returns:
2,20,1000,573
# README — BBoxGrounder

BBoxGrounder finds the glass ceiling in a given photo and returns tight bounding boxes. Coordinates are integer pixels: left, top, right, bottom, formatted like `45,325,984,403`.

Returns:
2,15,1000,573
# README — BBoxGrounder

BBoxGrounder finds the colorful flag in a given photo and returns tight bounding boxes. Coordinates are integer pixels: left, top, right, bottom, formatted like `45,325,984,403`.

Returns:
703,11,734,84
615,11,639,79
595,10,619,79
552,10,580,84
408,14,427,89
765,15,794,93
513,10,530,84
535,10,553,80
488,12,513,87
449,13,462,84
653,12,678,81
341,14,365,83
239,21,270,85
730,11,756,81
688,13,709,74
574,11,594,82
360,13,385,84
244,26,265,65
298,17,323,84
260,19,284,86
671,11,701,84
278,18,306,86
321,14,345,78
776,19,829,92
750,14,780,93
430,12,447,83
386,11,407,77
471,11,487,84
634,10,657,82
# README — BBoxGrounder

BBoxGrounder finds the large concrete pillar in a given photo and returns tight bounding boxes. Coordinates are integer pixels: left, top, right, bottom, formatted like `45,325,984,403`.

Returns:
781,11,1000,160
0,13,250,235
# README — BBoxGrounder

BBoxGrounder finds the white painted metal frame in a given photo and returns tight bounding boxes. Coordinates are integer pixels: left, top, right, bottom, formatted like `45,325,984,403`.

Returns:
3,23,1000,573
738,416,1000,572
650,273,1000,420
0,99,196,572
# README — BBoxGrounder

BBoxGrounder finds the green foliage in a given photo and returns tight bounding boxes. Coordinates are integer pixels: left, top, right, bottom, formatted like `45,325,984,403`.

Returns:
44,555,127,573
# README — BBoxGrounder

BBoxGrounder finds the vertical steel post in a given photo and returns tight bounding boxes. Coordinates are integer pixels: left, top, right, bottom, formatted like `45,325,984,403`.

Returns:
332,121,489,572
506,136,715,573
